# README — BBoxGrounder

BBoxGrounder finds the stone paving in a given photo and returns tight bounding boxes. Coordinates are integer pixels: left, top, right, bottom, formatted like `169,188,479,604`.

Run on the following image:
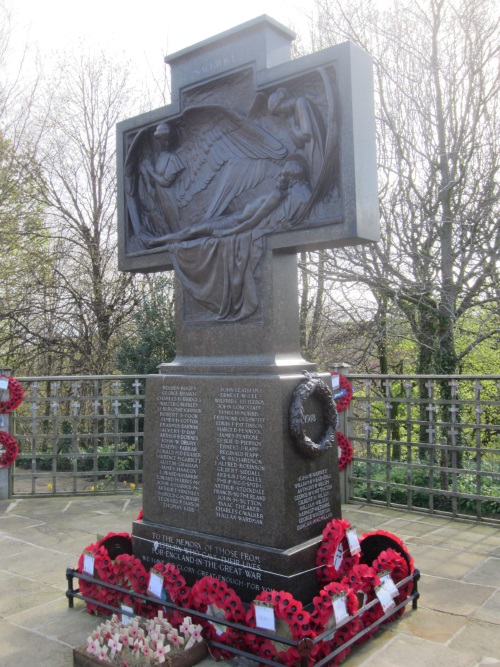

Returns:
0,495,499,667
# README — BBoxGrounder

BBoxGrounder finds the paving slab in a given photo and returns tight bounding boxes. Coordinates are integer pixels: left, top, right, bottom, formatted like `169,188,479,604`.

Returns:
392,606,467,643
419,573,495,616
449,620,500,661
358,635,480,667
0,622,73,667
472,589,500,625
464,557,500,587
405,542,487,580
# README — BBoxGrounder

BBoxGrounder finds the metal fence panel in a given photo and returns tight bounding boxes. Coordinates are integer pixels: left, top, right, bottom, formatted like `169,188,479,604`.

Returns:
346,374,500,524
11,376,146,496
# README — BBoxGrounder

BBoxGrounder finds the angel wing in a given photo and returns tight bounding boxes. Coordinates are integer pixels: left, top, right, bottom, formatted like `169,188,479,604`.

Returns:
174,105,288,218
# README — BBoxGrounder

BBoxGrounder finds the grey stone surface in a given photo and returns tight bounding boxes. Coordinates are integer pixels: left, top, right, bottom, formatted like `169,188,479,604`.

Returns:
117,17,379,287
133,520,323,603
141,372,340,549
119,15,376,609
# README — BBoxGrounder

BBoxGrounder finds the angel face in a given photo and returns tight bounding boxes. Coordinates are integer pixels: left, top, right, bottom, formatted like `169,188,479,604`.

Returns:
154,122,172,146
279,155,310,189
268,88,295,118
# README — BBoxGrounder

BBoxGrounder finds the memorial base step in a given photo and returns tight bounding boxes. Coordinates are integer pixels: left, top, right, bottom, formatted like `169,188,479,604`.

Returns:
132,519,323,604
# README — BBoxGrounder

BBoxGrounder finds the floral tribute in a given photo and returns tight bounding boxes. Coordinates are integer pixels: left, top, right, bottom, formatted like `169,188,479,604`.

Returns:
84,612,205,665
331,373,353,412
336,432,353,471
245,589,313,666
0,431,19,469
190,576,246,659
310,581,360,665
316,518,360,584
76,522,416,666
151,562,192,627
0,375,24,414
342,563,382,643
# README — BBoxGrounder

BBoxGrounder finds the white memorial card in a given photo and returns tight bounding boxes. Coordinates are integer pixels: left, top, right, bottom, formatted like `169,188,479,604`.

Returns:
346,528,361,556
332,593,349,624
83,552,95,575
331,375,340,390
0,378,9,391
379,571,399,599
147,571,164,598
375,583,396,613
121,604,134,626
254,602,276,632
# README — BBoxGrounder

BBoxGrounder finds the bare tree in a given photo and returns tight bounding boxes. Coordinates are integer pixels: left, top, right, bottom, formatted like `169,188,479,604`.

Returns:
31,49,141,374
303,0,499,376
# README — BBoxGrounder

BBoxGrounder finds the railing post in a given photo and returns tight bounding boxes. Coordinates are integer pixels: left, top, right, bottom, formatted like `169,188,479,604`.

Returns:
0,368,12,500
331,363,351,504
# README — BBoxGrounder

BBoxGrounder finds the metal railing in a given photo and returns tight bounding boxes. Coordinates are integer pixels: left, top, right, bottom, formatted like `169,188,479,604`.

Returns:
344,374,500,524
7,373,500,524
11,375,146,496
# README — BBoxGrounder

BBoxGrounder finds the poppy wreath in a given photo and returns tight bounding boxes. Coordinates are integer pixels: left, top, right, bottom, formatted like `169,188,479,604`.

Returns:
359,529,415,604
77,543,116,615
310,581,360,666
246,590,313,667
336,432,353,471
371,548,410,622
0,431,19,468
0,375,24,414
190,576,246,659
77,532,133,615
341,564,382,644
113,553,151,616
289,372,338,459
150,562,192,627
331,373,353,412
316,518,360,584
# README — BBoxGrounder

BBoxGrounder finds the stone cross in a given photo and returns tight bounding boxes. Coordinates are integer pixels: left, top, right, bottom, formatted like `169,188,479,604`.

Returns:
117,15,379,374
121,16,380,604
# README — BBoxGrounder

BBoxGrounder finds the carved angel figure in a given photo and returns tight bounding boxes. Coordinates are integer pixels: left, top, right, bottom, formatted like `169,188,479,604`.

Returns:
124,105,288,248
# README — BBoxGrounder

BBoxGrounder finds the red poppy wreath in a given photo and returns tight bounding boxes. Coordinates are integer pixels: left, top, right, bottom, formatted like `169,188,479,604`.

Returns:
336,432,354,471
0,375,24,414
316,518,360,584
0,431,19,468
331,373,353,412
246,589,313,667
190,576,246,659
310,581,360,665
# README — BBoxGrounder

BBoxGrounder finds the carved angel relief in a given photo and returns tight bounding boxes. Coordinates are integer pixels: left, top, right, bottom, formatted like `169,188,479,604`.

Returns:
123,67,340,323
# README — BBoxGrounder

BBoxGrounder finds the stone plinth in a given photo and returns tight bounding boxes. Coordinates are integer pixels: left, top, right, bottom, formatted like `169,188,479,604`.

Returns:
133,369,341,603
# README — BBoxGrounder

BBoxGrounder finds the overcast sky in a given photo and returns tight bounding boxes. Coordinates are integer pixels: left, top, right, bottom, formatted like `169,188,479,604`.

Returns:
11,0,312,76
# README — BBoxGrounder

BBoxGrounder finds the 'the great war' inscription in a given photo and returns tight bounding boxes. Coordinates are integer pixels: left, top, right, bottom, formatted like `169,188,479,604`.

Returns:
156,385,202,512
214,387,266,525
294,469,333,530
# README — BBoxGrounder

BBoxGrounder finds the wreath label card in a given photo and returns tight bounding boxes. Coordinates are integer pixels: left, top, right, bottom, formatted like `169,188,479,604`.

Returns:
346,528,361,556
207,603,227,636
330,541,344,569
0,378,9,391
333,388,347,401
375,583,396,613
331,592,349,624
82,552,95,575
331,375,340,390
379,570,399,599
254,601,276,632
147,570,164,598
120,604,134,626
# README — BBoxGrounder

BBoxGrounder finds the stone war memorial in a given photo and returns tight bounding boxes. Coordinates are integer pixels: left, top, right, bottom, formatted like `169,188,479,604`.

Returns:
117,16,379,604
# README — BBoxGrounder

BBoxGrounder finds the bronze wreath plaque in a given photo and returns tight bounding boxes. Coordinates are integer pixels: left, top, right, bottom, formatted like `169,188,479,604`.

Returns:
289,373,337,459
